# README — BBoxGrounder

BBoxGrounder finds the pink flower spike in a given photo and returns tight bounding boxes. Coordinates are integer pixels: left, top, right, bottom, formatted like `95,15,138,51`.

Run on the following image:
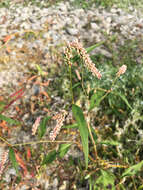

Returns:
49,110,67,141
32,116,41,135
0,150,9,178
116,65,127,77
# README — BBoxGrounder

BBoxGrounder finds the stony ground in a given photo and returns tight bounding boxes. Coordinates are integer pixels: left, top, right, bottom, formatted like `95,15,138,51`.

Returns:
0,0,143,189
0,0,143,92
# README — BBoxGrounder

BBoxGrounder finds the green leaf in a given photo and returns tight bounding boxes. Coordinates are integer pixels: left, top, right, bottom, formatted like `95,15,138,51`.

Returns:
0,101,6,112
63,123,98,142
118,184,126,190
62,123,78,129
71,41,105,63
86,41,105,53
35,64,45,76
99,140,120,146
9,147,19,175
138,185,143,190
89,91,105,111
38,116,51,138
72,104,89,169
0,114,20,125
96,170,115,190
72,82,81,89
42,150,57,165
122,160,143,178
58,144,71,158
113,92,132,110
90,126,98,143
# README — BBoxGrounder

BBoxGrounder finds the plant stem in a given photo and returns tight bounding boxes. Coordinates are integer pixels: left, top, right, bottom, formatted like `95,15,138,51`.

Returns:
87,114,98,160
11,140,73,147
81,61,88,98
69,65,74,104
97,76,118,103
0,136,12,146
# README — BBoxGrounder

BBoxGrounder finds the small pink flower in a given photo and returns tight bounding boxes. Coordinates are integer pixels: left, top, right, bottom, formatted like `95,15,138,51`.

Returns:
32,116,41,135
0,150,9,178
66,40,102,79
116,65,127,77
49,110,67,141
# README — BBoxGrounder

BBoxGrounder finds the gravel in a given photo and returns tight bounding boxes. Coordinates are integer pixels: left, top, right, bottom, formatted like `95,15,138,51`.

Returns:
0,2,143,91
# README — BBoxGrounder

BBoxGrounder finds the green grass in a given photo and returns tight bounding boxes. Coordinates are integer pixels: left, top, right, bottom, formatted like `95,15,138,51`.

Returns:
70,0,143,10
1,0,143,11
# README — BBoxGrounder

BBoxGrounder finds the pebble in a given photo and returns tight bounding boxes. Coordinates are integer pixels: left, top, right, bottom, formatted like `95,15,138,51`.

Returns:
3,168,17,183
90,22,100,31
59,181,69,190
66,27,79,35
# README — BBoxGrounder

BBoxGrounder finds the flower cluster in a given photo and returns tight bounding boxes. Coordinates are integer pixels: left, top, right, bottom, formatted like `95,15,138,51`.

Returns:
67,40,102,79
116,65,127,77
0,149,9,178
49,110,67,141
32,116,41,135
64,43,73,66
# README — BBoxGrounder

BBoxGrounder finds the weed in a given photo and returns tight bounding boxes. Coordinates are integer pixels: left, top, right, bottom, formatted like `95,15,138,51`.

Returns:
0,25,143,190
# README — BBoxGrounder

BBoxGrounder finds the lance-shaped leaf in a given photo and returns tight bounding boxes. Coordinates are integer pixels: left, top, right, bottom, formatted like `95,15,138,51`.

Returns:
72,41,105,62
9,148,19,175
122,160,143,178
112,92,132,110
0,114,20,125
38,116,51,138
72,104,89,169
95,170,115,189
42,150,57,165
86,41,105,53
89,90,105,111
58,143,71,158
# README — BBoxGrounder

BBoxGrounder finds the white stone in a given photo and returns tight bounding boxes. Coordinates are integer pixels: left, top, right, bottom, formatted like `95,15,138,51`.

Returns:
66,28,78,35
90,22,100,31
